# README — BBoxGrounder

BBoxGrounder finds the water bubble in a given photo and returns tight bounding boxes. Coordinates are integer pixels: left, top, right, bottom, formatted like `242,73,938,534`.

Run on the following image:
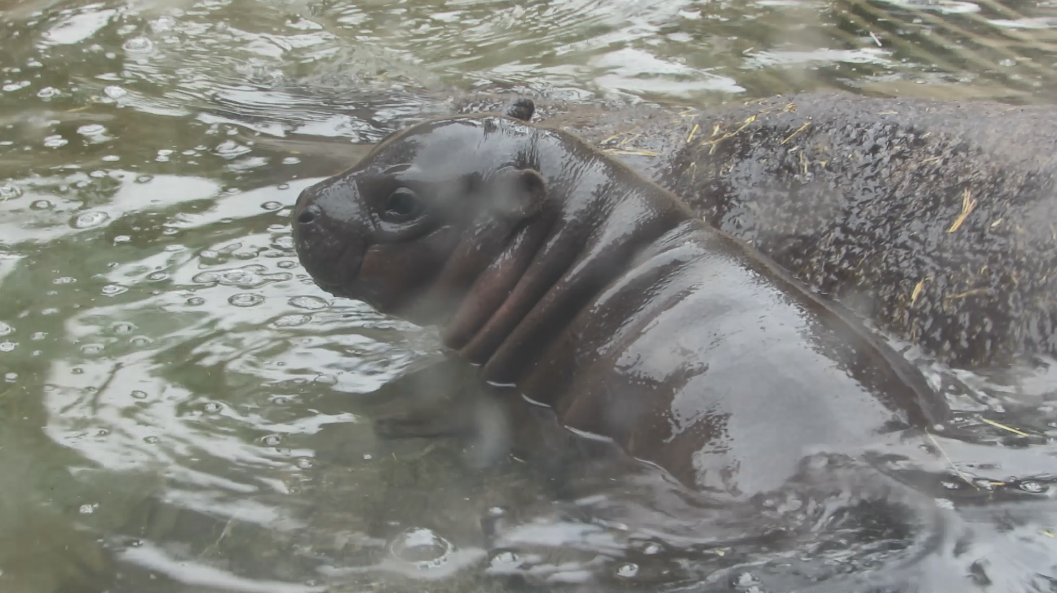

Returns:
150,15,176,33
228,293,264,307
147,272,168,281
112,322,135,335
0,185,22,200
274,236,294,250
282,156,301,165
4,372,16,383
131,390,148,399
31,332,45,340
30,199,53,210
104,85,127,99
733,572,763,589
2,81,30,92
363,453,373,460
43,135,68,148
96,428,109,436
261,201,282,211
389,527,455,570
0,342,17,352
103,155,119,162
1019,481,1046,493
273,314,311,327
53,276,75,285
37,86,59,99
263,435,281,446
80,344,103,355
113,235,130,244
71,367,84,374
313,375,337,385
616,563,639,578
77,124,106,136
214,140,250,157
123,36,154,53
0,322,10,336
224,268,267,285
642,542,663,555
277,183,290,190
129,336,153,347
271,396,290,405
42,307,59,315
71,211,109,228
204,402,222,413
143,436,160,444
277,261,297,269
289,296,328,310
26,59,42,68
135,174,153,184
295,457,314,469
79,504,98,515
185,296,205,306
489,550,522,569
192,271,218,285
101,284,127,296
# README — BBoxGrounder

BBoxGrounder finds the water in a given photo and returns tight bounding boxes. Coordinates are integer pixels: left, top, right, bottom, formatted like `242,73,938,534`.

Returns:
2,0,1057,591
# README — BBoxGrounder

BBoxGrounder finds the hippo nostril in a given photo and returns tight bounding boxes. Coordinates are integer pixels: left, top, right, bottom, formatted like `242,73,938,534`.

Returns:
297,206,318,225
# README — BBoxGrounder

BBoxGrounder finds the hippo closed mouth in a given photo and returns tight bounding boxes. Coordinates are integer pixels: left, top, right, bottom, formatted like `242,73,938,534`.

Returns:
292,98,950,499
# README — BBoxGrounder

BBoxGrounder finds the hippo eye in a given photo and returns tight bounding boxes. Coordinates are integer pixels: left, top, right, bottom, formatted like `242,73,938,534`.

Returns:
381,187,422,223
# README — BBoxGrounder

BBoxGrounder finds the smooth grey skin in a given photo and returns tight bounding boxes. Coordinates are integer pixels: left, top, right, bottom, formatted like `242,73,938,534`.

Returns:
291,101,950,500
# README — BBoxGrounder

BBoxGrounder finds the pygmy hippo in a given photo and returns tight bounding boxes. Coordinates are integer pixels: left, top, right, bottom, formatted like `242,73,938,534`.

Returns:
291,100,950,499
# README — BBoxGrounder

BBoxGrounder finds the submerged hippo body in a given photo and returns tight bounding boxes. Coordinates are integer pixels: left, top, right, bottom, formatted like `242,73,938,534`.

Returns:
292,102,950,499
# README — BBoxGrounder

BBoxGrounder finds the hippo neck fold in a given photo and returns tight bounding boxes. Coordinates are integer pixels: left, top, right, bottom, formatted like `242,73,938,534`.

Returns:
441,130,694,386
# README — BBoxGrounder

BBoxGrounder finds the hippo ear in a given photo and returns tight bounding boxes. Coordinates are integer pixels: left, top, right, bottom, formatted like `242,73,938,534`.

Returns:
493,168,546,220
503,98,535,122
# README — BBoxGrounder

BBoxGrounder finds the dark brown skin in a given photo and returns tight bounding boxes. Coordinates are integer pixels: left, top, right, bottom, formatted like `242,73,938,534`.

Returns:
456,91,1057,370
292,102,950,500
664,94,1057,370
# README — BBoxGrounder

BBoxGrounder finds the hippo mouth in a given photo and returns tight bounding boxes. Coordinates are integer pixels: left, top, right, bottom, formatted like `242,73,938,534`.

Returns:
307,241,429,318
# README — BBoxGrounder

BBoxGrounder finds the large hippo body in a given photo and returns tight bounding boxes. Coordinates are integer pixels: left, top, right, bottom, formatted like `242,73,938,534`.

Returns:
292,105,949,499
537,93,1057,370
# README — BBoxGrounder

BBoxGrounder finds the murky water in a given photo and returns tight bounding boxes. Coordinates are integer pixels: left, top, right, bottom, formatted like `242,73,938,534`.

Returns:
2,0,1057,591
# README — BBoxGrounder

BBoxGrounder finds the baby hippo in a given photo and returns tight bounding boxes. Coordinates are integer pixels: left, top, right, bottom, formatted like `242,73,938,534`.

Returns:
291,100,950,500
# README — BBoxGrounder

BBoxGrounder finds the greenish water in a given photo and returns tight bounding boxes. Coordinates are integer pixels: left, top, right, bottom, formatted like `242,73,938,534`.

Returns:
2,0,1057,591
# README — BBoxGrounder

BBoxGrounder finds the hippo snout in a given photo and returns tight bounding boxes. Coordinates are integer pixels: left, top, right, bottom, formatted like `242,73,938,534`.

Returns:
291,177,370,290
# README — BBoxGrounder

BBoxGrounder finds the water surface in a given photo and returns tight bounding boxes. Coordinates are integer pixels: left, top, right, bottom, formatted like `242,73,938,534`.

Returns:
2,0,1057,591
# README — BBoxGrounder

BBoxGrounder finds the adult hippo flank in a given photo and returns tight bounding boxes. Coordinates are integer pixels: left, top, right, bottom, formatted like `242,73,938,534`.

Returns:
290,99,951,499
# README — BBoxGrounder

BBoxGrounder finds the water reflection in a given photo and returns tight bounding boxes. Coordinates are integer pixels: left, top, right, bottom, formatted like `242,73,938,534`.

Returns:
2,0,1057,590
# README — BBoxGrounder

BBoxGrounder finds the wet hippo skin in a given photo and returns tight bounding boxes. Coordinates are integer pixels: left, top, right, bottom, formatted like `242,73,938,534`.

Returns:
455,91,1057,370
291,100,950,499
518,93,1057,371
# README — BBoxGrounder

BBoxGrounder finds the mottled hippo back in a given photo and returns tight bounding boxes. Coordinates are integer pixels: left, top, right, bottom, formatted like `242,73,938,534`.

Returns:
663,93,1057,369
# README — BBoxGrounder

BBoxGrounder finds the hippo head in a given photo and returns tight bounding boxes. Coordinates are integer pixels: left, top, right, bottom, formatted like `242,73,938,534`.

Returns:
291,102,548,332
